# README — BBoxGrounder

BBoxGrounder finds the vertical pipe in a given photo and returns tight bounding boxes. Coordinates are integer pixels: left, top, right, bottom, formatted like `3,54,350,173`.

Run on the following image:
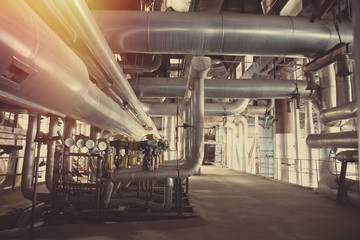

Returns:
352,0,360,185
21,115,37,199
294,102,301,185
305,101,315,187
63,118,76,181
46,117,58,191
164,177,174,208
319,65,338,178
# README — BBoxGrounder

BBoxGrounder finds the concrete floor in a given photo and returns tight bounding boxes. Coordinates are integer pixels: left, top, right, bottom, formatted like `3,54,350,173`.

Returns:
3,165,360,240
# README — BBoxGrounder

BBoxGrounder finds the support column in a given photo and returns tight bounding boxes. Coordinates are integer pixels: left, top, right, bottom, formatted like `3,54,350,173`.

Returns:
275,97,295,182
352,0,360,185
305,101,315,187
63,118,76,181
46,117,58,191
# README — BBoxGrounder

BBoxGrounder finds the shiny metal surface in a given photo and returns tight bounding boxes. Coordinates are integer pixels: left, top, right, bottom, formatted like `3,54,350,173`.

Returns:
164,178,174,209
0,1,146,138
21,115,37,200
319,101,357,125
135,78,312,99
46,117,58,190
110,57,210,182
142,99,249,116
52,0,159,137
306,131,358,148
92,11,353,57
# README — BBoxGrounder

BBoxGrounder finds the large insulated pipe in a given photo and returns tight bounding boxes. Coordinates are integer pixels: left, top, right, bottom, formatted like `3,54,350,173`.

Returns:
45,117,58,190
92,11,353,58
51,0,159,137
21,115,37,200
319,101,357,125
134,78,312,99
307,131,358,149
110,57,210,182
142,99,249,117
0,1,146,139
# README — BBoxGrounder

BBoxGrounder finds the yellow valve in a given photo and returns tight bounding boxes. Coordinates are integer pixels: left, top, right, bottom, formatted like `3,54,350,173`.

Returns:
129,154,137,165
122,156,128,168
146,134,156,140
113,134,124,140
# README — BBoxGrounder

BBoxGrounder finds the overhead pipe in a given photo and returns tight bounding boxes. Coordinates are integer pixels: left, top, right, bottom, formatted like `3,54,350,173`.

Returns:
133,77,313,99
110,57,209,182
306,131,358,149
119,55,163,73
142,99,249,117
51,0,159,137
45,117,58,190
92,10,353,57
319,101,357,125
0,1,146,139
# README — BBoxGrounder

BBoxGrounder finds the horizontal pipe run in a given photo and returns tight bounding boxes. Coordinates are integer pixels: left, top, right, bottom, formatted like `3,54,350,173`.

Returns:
134,78,312,99
306,131,358,148
92,11,353,57
320,101,358,125
142,99,249,117
336,151,358,163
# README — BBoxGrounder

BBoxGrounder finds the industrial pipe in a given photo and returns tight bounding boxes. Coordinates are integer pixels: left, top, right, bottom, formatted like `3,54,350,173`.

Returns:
45,117,58,190
319,101,357,125
134,78,313,99
336,150,358,162
142,99,249,117
306,131,358,149
110,57,209,182
21,115,37,200
51,0,159,137
92,11,353,58
0,1,146,139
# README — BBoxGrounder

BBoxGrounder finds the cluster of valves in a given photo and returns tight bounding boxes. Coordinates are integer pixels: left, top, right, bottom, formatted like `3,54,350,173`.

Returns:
63,134,169,171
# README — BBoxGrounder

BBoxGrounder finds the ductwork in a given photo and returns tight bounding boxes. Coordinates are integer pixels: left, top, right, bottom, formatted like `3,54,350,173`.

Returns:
92,11,353,57
0,1,146,139
134,78,313,99
49,0,159,137
110,57,209,182
319,101,357,125
306,131,358,149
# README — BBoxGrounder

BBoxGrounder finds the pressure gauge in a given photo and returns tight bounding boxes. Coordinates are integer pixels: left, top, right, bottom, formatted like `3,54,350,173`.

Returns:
85,139,95,149
76,138,85,148
64,138,74,148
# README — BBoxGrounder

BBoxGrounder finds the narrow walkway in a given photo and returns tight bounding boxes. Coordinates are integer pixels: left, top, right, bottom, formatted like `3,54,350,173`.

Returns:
3,165,360,239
